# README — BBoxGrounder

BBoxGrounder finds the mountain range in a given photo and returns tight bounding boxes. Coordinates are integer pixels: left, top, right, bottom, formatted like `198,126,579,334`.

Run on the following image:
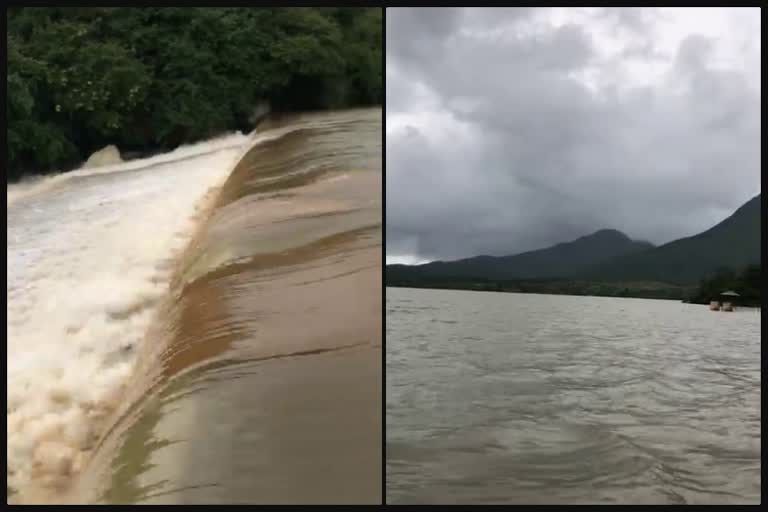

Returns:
387,194,761,286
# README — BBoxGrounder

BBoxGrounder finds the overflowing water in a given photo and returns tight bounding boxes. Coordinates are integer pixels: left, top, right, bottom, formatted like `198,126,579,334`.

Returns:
386,287,761,504
7,132,251,499
7,108,382,504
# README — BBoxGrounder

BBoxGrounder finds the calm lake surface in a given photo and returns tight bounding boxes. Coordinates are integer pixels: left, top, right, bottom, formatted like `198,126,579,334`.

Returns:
386,287,760,505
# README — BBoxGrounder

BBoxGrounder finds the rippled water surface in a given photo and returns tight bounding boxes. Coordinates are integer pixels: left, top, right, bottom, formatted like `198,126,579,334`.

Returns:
386,287,760,504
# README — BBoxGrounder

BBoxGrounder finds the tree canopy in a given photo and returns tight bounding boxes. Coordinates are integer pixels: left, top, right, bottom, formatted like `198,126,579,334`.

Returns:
688,264,761,306
7,7,382,180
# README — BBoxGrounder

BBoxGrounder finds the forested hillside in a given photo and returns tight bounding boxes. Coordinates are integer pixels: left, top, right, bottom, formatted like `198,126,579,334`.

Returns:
388,229,654,281
7,7,382,180
581,195,761,284
386,195,761,302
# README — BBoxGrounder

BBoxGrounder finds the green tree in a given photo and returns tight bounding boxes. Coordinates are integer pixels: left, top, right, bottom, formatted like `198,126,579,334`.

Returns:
7,7,383,180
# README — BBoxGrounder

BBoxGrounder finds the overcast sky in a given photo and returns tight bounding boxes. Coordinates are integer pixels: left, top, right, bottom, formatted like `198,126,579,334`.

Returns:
386,7,761,265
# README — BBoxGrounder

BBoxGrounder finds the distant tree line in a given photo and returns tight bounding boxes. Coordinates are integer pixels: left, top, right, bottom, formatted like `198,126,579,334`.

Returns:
7,7,382,180
385,270,694,300
387,264,763,305
688,264,761,306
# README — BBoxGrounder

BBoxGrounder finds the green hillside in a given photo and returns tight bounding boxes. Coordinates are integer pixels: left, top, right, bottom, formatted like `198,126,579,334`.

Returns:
583,194,761,284
386,194,761,296
390,229,654,282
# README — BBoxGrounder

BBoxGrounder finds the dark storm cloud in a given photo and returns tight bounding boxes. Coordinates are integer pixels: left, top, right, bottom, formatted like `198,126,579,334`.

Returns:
386,7,761,263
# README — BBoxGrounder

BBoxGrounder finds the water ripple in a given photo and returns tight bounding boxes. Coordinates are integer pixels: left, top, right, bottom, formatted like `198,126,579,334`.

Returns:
386,287,761,504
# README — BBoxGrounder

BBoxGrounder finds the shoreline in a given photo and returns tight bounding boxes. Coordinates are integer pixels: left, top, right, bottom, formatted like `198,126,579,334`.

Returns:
385,283,693,301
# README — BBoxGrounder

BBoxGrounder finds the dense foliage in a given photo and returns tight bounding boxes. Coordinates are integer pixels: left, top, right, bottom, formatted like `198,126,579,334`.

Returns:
7,7,382,180
688,264,761,306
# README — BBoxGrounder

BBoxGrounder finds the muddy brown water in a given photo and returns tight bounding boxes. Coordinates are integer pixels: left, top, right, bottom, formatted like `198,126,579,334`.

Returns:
67,109,382,504
387,287,760,505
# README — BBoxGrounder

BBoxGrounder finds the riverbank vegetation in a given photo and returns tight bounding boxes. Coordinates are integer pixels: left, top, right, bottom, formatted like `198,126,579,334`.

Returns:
387,264,761,305
385,273,694,300
687,264,761,306
8,7,382,180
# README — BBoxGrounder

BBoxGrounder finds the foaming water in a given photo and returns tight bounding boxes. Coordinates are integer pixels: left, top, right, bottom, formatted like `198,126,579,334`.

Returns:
386,288,761,504
59,109,382,504
6,132,251,208
6,132,259,500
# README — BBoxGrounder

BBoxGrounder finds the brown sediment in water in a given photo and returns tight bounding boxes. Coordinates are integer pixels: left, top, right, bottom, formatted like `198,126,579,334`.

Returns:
7,177,234,507
63,108,382,504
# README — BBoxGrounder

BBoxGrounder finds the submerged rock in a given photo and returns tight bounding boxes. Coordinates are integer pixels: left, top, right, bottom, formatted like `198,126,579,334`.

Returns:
249,100,271,128
83,145,123,169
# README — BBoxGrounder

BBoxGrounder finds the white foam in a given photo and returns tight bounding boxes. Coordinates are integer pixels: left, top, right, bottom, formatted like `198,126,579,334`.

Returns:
7,132,249,208
6,132,258,497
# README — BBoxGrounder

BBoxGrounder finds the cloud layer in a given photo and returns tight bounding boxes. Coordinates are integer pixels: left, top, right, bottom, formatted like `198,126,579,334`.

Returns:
386,7,760,264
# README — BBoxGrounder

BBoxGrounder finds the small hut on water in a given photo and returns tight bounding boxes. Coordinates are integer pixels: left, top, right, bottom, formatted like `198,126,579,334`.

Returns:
709,291,740,311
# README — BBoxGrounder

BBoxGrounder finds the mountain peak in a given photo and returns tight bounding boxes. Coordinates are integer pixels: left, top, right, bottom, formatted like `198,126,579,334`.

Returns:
583,229,631,242
739,193,761,210
582,193,760,283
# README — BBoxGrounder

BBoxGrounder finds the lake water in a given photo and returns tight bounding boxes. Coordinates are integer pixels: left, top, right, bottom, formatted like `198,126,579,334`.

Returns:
386,287,761,504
